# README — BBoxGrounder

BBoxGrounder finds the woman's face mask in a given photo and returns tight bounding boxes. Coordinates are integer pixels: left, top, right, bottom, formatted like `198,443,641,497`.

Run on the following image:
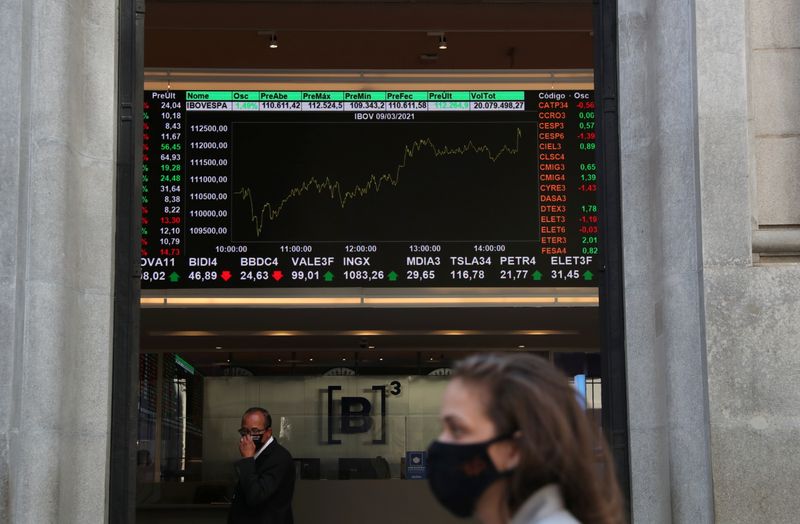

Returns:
426,434,513,518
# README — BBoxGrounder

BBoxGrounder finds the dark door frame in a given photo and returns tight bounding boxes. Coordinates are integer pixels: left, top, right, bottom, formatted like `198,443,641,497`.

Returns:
593,0,631,511
109,1,629,521
109,1,144,522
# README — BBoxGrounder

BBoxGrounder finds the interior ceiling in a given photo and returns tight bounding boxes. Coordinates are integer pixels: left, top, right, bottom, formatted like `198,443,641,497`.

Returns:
141,306,600,375
142,306,599,351
144,1,594,70
141,1,599,369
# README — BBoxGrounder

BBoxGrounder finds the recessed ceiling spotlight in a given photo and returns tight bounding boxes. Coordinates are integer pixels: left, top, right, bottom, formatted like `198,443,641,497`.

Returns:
215,346,222,350
518,345,526,349
309,358,314,362
368,345,375,350
438,35,448,50
269,33,278,49
379,357,384,361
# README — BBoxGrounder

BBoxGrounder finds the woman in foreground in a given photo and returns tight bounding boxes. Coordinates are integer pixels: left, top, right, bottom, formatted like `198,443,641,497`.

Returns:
426,353,625,524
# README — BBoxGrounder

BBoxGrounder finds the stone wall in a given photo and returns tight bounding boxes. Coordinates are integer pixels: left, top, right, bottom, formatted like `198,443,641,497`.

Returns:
617,0,715,521
699,0,800,522
750,0,800,227
1,0,797,522
0,1,117,522
619,0,800,522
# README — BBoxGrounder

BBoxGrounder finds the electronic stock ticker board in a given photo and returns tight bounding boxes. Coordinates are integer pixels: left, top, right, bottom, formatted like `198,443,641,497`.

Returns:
141,89,599,289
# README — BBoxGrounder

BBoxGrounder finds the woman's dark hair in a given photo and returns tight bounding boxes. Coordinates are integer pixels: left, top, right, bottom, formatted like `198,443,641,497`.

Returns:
453,353,625,524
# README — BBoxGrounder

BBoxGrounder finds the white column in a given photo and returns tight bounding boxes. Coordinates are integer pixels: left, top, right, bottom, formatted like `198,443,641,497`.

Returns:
0,0,118,522
617,0,715,521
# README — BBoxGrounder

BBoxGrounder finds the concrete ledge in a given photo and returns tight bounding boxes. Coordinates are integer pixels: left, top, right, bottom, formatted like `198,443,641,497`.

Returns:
752,228,800,254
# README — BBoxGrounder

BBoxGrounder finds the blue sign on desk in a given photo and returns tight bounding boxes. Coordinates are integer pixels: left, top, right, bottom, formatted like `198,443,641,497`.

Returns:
406,451,427,480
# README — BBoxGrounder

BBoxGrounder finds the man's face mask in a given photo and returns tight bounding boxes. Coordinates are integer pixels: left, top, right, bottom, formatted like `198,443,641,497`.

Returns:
239,427,268,449
251,430,268,449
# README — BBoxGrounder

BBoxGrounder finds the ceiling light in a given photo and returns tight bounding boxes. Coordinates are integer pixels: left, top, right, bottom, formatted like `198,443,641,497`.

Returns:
438,35,448,50
363,297,556,305
269,33,278,49
141,297,361,306
141,291,597,308
556,296,599,304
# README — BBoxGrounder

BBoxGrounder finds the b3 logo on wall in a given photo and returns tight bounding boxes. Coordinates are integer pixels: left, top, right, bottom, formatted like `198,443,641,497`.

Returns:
325,382,402,445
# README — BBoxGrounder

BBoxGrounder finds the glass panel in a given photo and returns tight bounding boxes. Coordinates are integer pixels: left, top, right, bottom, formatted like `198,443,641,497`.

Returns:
136,349,603,524
136,0,600,519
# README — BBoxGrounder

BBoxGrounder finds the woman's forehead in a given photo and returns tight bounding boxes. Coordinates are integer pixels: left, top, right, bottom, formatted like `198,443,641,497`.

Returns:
443,379,489,414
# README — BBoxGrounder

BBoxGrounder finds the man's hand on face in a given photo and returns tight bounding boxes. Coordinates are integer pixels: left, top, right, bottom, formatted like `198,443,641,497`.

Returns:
239,434,256,458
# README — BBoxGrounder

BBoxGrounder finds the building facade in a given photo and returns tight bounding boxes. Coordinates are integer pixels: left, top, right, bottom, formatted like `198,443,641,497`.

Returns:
1,0,798,522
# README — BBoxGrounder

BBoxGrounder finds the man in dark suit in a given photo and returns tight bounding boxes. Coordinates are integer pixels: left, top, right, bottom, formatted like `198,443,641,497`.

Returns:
228,407,295,524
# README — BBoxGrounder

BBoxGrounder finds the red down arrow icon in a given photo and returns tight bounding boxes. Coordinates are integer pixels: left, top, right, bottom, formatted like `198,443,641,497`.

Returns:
220,270,232,282
272,270,284,281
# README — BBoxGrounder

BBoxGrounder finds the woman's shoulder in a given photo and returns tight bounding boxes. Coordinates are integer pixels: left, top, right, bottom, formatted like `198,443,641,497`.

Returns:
510,485,580,524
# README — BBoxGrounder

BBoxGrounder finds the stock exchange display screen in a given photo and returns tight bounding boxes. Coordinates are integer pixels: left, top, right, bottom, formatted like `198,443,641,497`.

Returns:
141,89,599,288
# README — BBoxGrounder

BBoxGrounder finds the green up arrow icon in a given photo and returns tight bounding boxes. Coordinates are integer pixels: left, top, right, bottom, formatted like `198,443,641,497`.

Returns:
582,270,594,281
323,271,334,282
387,271,398,282
169,272,180,282
532,270,543,281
